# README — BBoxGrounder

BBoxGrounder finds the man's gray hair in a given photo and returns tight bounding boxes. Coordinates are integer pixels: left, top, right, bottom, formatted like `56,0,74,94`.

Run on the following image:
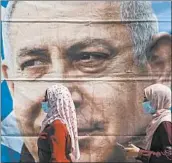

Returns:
2,1,158,65
121,1,158,65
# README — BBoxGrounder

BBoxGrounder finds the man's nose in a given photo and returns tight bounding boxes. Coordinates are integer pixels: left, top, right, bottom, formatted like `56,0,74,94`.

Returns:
67,86,83,111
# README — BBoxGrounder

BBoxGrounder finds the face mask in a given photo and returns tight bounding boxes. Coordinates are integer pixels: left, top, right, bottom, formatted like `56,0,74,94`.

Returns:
41,101,49,113
170,106,172,112
142,101,156,114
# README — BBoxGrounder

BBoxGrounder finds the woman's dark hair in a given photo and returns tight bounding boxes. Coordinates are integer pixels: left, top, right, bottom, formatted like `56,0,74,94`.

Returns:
44,89,48,101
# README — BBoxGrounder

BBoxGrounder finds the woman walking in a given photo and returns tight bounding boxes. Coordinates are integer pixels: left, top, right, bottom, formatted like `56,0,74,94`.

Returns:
125,83,172,163
37,84,80,162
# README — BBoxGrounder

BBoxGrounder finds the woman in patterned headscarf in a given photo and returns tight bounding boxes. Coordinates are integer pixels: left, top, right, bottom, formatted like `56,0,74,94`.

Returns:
125,83,172,163
37,84,80,163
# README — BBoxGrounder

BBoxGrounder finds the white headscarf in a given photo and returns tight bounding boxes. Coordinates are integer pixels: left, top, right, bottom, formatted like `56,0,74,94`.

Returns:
40,84,80,160
144,83,171,150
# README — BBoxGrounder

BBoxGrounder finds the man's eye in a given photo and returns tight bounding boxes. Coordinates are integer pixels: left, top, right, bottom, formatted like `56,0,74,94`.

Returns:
20,59,48,70
70,52,109,61
68,51,111,73
81,52,107,61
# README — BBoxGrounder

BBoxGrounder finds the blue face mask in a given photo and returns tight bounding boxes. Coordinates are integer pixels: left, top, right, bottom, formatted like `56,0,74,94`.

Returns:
142,101,156,114
170,106,172,112
41,101,49,113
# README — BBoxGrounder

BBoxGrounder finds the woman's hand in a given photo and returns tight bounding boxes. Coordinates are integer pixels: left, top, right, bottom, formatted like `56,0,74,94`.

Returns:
124,144,140,157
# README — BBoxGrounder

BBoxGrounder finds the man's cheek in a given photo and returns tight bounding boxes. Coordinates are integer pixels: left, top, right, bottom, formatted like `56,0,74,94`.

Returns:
91,82,127,113
14,91,41,119
13,81,53,110
12,82,48,131
14,82,48,100
90,82,123,134
92,82,141,135
34,111,47,133
14,108,45,136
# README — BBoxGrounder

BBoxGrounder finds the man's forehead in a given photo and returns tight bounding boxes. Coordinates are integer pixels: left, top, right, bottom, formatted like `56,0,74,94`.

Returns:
11,1,121,21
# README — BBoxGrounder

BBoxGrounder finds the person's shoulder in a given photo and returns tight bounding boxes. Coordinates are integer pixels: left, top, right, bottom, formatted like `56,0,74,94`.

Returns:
52,120,67,130
53,119,65,125
157,121,172,131
159,121,172,126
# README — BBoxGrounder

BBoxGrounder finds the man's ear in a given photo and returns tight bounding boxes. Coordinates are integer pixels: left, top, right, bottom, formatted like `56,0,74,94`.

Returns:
2,61,14,97
146,32,171,82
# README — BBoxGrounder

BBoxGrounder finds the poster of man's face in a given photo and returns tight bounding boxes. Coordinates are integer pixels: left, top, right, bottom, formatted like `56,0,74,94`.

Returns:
1,1,171,162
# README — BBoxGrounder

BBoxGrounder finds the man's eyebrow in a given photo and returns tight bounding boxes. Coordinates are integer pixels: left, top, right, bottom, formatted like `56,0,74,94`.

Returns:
67,38,115,55
18,47,49,57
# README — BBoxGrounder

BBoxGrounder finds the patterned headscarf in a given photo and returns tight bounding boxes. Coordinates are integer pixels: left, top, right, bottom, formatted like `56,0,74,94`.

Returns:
144,83,171,150
40,84,80,160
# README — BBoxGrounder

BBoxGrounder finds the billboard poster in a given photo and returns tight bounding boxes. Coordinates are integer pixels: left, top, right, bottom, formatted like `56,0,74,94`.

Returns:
1,1,171,162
